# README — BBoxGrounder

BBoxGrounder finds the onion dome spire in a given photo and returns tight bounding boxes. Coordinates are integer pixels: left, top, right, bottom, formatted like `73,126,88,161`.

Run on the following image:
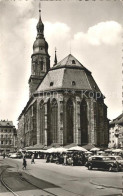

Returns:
36,2,44,37
54,48,57,66
33,3,49,55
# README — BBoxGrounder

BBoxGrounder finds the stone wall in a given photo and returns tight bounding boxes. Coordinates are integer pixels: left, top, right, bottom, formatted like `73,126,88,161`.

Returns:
18,90,109,148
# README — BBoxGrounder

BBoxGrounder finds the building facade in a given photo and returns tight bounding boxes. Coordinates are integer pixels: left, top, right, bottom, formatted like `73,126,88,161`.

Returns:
109,113,123,148
18,9,109,149
0,120,17,154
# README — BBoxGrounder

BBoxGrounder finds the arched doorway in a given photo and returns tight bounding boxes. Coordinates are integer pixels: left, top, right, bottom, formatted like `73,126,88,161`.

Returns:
80,99,88,144
66,99,74,144
40,100,45,144
50,99,58,143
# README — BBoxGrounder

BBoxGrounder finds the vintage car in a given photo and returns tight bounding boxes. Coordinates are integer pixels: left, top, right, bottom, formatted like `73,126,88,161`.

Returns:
85,156,122,172
108,156,123,167
10,152,22,159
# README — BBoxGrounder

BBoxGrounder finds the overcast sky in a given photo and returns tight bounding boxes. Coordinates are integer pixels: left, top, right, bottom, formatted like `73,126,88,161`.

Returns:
0,0,123,127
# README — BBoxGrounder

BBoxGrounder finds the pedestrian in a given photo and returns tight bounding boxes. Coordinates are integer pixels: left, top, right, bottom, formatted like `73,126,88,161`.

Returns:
46,154,50,163
63,153,67,165
22,157,27,170
31,153,35,164
3,152,5,159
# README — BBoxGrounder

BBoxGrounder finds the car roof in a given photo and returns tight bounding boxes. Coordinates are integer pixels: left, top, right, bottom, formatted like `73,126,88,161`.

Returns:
90,155,106,158
109,156,121,158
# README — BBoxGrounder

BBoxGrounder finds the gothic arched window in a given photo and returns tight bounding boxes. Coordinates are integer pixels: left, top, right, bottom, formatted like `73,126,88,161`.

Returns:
47,99,51,145
50,99,58,143
40,100,45,144
80,99,88,144
66,99,74,144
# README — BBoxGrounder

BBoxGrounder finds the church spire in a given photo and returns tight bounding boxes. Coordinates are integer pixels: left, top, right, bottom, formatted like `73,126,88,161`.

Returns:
29,4,50,98
39,2,42,22
36,2,44,36
54,48,57,66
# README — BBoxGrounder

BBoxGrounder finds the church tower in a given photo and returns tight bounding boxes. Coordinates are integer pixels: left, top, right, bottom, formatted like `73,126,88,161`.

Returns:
28,7,50,97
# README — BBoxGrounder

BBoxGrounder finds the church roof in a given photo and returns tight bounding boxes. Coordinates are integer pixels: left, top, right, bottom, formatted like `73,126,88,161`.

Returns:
52,54,84,69
36,54,101,93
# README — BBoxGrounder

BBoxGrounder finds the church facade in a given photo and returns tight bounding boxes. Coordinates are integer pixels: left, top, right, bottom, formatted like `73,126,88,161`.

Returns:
18,10,109,149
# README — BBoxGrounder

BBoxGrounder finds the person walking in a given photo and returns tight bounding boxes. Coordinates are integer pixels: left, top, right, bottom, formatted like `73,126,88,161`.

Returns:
63,153,67,165
31,153,35,164
3,152,5,159
22,157,27,170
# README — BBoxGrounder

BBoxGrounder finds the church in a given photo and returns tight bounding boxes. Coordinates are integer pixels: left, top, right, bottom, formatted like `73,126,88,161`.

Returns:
18,9,109,149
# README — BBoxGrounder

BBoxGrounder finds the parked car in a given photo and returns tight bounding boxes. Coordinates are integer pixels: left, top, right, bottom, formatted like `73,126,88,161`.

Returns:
8,152,14,157
108,156,123,167
10,152,22,159
85,156,122,172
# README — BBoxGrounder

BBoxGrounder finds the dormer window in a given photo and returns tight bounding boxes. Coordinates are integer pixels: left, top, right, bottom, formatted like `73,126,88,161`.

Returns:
50,82,54,86
72,81,76,86
72,60,75,64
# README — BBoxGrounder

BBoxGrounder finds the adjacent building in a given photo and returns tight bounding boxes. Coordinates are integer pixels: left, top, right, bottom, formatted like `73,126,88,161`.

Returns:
18,9,109,149
109,113,123,148
0,120,17,154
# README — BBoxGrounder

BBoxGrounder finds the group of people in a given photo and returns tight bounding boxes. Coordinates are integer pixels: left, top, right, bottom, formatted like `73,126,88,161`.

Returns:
46,152,88,166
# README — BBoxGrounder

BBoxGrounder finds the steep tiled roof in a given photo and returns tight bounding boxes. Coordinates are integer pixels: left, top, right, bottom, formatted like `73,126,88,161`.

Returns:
37,68,93,92
37,54,101,93
52,54,84,69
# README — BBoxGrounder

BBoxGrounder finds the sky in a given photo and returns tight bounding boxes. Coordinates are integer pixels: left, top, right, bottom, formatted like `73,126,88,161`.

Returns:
0,0,123,127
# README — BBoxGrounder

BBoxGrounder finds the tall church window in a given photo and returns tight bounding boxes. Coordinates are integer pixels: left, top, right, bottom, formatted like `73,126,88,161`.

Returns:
80,99,88,144
66,99,74,144
97,101,103,146
40,100,45,144
47,100,51,145
50,99,58,143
